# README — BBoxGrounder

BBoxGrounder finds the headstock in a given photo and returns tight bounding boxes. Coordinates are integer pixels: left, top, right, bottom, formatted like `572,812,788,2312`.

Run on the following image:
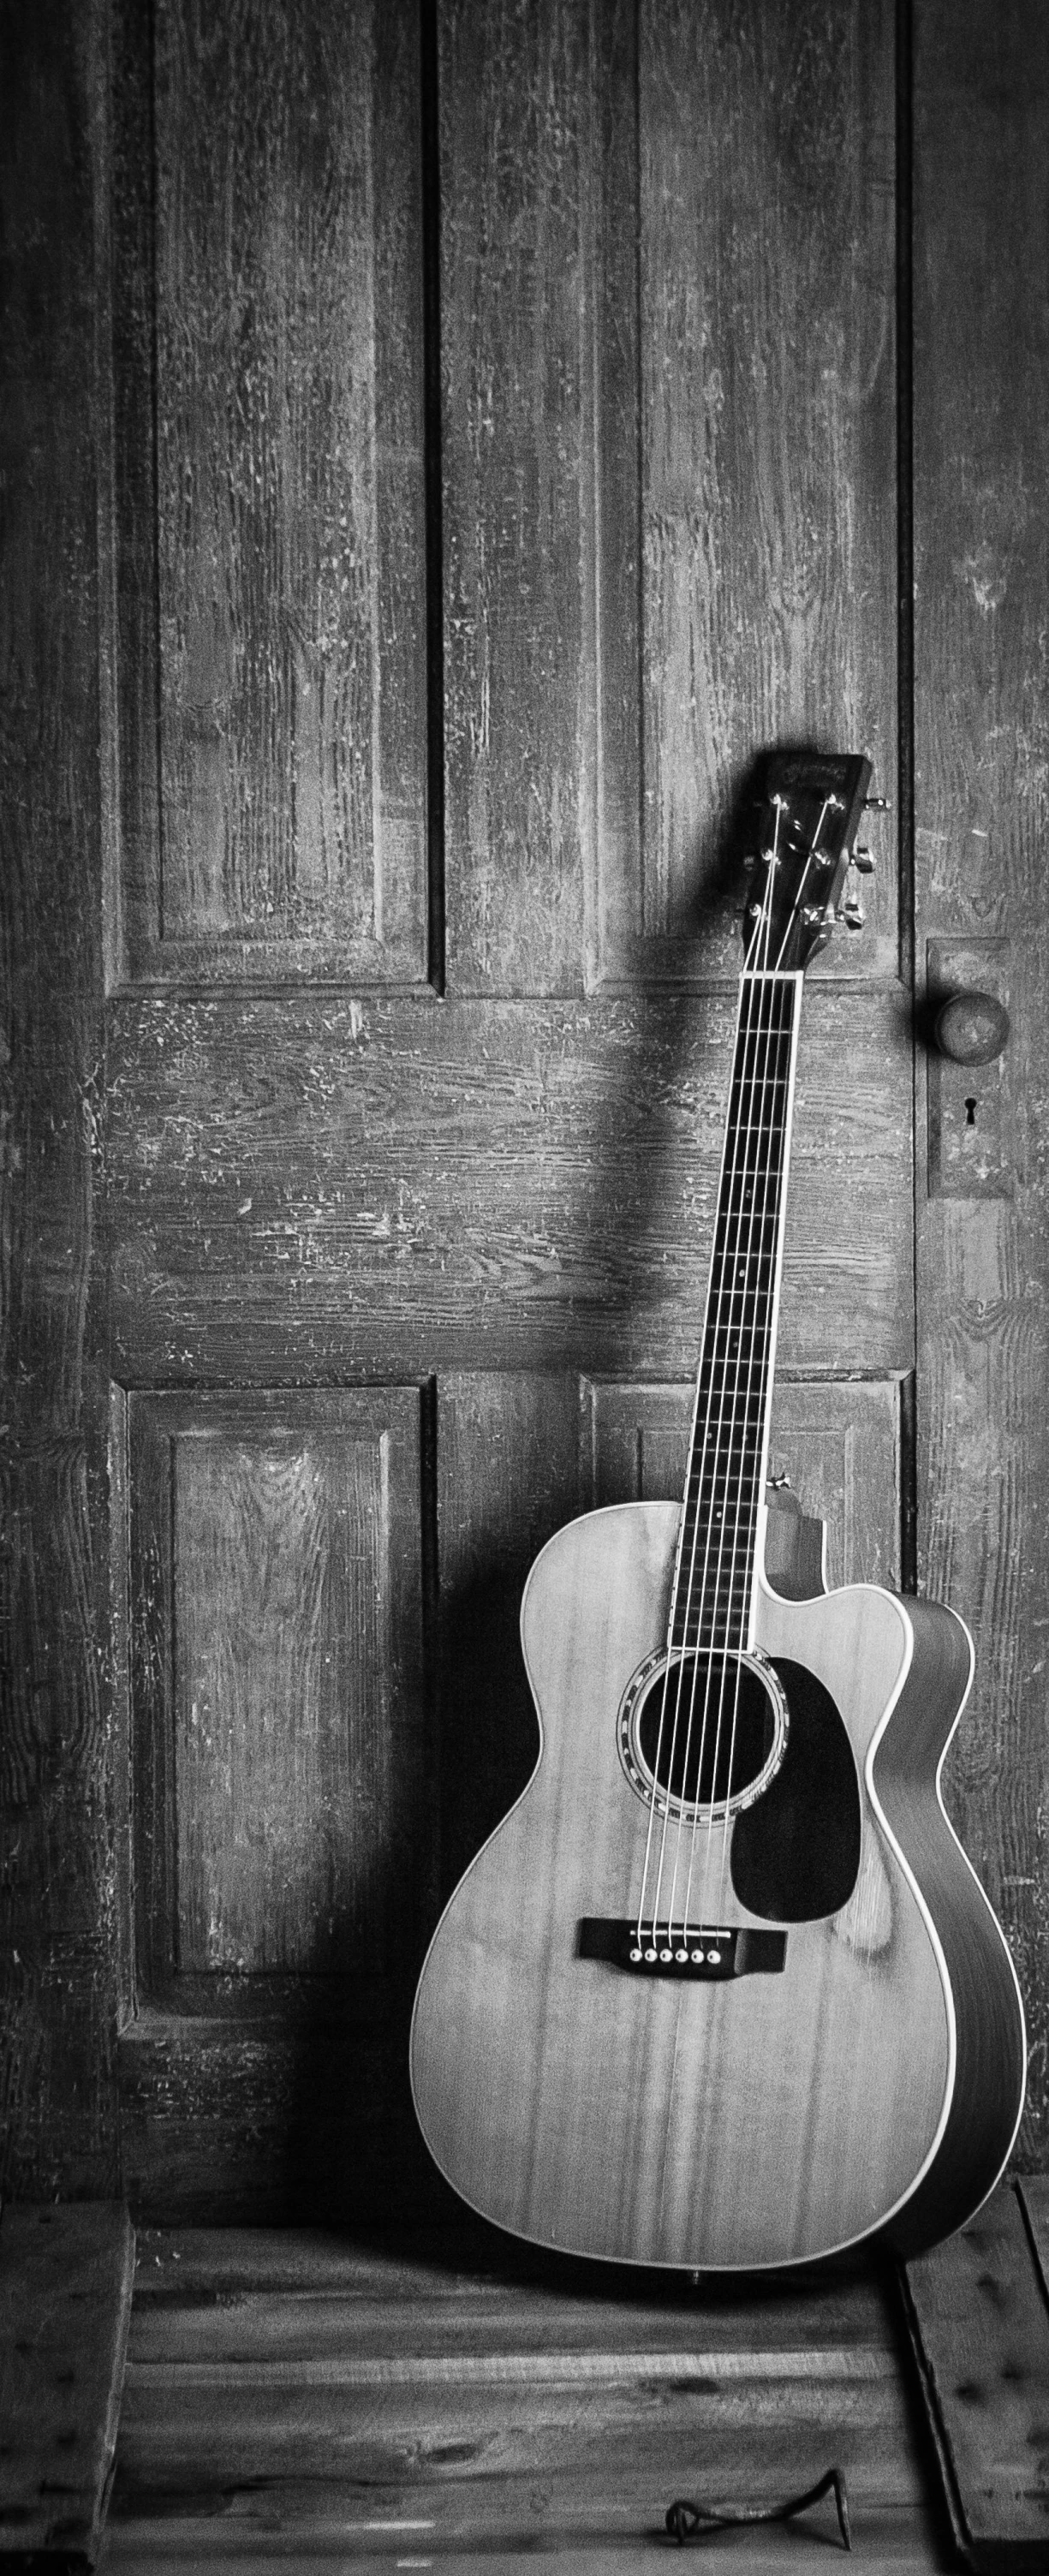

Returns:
740,751,875,974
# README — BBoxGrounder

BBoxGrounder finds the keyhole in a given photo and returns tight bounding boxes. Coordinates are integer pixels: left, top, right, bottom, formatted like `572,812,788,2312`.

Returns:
964,1096,977,1127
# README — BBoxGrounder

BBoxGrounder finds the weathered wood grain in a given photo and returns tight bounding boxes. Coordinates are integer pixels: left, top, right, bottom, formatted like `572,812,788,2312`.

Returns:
441,0,898,993
436,1372,585,1898
903,2179,1049,2570
103,2231,933,2567
620,0,898,987
174,1427,390,1976
588,1375,902,1589
440,0,602,993
126,1389,426,1987
117,2007,439,2228
0,2202,134,2565
98,2517,955,2573
123,2226,897,2350
0,0,118,2197
913,0,1049,2161
110,0,427,983
105,987,914,1382
117,1388,431,2212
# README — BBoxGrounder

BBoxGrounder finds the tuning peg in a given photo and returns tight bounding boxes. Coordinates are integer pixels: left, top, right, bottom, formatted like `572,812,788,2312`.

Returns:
851,845,875,874
837,893,865,931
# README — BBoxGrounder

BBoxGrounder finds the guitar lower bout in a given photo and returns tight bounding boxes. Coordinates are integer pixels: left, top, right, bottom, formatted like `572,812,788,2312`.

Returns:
410,1496,1025,2270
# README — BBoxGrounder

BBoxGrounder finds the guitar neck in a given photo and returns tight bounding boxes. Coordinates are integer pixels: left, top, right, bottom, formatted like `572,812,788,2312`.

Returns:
670,969,803,1657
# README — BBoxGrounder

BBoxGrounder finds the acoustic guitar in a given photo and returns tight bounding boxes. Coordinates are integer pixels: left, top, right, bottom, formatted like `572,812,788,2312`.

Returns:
411,751,1025,2269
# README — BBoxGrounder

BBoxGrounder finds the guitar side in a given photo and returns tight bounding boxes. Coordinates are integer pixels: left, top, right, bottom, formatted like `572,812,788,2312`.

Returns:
409,1499,1023,2269
758,1497,1026,2258
867,1596,1027,2257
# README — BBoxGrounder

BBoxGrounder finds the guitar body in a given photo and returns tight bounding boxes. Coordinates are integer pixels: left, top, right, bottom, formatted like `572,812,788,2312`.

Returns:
410,1499,1025,2269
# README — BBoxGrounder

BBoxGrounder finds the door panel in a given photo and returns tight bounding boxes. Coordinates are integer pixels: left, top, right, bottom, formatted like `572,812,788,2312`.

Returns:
105,987,912,1381
589,1378,903,1595
116,1386,431,2221
122,1388,426,2005
110,0,428,985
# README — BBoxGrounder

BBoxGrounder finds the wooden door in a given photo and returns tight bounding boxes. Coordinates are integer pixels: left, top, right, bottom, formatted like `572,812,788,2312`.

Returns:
3,0,1046,2222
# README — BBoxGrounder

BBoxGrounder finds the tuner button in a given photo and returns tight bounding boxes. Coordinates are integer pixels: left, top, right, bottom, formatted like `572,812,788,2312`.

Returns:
863,795,891,811
852,846,875,874
838,894,865,930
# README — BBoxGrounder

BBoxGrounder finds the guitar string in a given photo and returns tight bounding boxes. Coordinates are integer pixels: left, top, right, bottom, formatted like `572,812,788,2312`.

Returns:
666,973,785,1939
647,848,781,1942
636,949,760,1941
679,829,787,1937
688,972,790,1941
635,886,772,1943
639,789,835,1944
690,957,789,1937
706,802,835,1934
650,903,780,1939
676,793,833,1942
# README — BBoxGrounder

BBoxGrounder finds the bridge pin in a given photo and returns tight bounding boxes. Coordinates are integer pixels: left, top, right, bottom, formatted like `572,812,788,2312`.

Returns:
645,1947,657,1962
706,1949,722,1965
659,1947,672,1961
629,1947,641,1962
675,1947,688,1962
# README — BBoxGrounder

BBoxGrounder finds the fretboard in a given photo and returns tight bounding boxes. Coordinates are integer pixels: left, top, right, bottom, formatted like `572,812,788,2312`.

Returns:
670,971,801,1656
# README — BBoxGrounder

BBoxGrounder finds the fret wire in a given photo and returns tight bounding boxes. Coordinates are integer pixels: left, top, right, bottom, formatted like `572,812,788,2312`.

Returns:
671,974,797,1640
682,1064,791,1567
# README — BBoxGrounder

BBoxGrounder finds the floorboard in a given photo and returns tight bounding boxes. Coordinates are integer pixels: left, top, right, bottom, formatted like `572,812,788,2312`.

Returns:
98,2228,955,2568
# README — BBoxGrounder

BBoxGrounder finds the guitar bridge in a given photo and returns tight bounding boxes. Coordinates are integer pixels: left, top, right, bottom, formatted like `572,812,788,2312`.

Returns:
576,1920,786,1980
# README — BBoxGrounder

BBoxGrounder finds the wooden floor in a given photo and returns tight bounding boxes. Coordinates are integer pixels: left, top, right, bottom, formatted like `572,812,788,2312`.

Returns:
98,2229,957,2572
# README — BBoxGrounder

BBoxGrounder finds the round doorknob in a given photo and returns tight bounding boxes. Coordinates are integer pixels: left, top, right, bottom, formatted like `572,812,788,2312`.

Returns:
933,989,1010,1064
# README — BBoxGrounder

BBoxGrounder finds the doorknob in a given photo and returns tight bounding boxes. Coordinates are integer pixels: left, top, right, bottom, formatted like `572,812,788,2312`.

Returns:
933,988,1010,1065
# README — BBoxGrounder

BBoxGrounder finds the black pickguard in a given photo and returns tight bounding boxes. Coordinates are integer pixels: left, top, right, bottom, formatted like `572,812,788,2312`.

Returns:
730,1656,861,1923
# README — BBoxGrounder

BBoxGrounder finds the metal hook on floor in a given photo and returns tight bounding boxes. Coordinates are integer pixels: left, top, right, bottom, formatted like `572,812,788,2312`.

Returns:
665,2463,851,2549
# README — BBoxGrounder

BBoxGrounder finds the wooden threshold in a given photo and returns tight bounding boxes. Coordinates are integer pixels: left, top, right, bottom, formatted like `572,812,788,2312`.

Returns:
903,2178,1049,2573
97,2227,955,2569
0,2201,134,2568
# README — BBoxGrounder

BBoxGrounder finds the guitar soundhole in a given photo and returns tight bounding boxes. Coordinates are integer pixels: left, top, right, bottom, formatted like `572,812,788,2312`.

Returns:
625,1649,787,1818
